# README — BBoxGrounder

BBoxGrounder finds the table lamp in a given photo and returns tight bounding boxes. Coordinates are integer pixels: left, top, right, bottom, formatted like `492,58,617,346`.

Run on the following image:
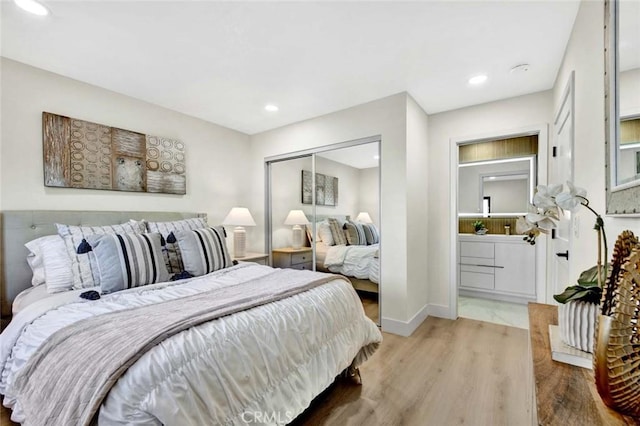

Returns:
284,210,310,250
356,212,373,223
222,207,256,258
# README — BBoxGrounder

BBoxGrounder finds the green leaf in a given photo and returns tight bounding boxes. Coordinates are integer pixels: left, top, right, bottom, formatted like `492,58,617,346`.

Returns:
576,264,609,287
553,286,582,304
553,285,602,304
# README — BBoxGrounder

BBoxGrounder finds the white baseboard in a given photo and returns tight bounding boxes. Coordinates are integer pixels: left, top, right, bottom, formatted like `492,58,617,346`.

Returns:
427,303,452,319
381,303,429,337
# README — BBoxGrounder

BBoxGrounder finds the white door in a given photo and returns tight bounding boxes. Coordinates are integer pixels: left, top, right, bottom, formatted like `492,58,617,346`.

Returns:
549,72,575,301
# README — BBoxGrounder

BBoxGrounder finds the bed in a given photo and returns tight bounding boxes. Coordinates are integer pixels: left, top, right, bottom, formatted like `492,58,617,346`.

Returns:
0,210,381,425
308,215,380,294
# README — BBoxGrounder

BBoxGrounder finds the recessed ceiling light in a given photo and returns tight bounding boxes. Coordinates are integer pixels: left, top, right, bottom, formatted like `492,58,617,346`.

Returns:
468,74,488,85
373,155,380,160
264,104,279,112
14,0,49,16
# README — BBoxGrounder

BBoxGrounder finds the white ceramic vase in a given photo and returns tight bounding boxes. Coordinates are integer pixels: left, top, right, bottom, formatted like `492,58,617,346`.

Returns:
558,301,598,353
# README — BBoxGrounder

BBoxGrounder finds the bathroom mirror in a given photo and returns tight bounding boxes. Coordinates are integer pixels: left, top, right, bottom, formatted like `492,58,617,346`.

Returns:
605,0,640,214
458,156,535,216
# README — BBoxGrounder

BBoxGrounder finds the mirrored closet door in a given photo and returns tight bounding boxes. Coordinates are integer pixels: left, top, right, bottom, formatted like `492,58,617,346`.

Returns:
265,138,381,325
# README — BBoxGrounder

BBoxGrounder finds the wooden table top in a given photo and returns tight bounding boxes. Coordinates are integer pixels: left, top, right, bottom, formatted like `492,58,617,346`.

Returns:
528,303,639,425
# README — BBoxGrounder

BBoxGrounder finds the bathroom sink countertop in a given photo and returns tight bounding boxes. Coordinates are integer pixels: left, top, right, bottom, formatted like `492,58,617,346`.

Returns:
459,233,527,241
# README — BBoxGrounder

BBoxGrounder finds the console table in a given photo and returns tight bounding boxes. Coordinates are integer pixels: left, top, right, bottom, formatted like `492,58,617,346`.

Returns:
528,303,639,425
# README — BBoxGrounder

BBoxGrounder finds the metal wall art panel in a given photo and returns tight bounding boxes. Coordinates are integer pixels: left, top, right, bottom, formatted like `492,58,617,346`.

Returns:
43,112,186,195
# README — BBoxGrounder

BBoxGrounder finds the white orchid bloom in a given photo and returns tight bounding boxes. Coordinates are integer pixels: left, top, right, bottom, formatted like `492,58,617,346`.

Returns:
532,183,563,210
516,216,534,234
556,181,587,211
525,212,557,232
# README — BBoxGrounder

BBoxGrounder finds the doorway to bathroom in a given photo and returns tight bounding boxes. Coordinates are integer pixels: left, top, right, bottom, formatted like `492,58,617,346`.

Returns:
454,129,547,329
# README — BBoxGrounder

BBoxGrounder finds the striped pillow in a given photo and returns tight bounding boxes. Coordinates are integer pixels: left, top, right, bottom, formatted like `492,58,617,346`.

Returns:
56,221,147,289
327,218,347,246
345,220,367,245
362,223,380,245
86,232,169,294
145,218,208,273
174,226,232,277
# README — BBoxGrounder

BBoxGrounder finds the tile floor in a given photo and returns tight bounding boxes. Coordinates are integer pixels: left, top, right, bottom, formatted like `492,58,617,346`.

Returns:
458,296,529,330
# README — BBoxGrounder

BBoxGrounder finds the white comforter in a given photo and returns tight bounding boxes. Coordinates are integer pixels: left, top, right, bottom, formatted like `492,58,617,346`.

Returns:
323,244,380,283
0,263,381,425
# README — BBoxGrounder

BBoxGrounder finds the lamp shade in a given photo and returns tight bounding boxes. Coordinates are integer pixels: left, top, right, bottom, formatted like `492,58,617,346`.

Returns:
284,210,310,225
355,212,373,223
222,207,256,227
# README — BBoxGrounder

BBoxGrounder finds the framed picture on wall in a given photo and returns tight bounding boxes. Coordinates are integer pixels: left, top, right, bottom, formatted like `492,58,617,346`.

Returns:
301,170,339,206
42,112,186,195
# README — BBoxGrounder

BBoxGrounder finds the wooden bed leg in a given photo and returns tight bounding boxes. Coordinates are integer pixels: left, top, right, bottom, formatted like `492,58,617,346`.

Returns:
342,365,362,385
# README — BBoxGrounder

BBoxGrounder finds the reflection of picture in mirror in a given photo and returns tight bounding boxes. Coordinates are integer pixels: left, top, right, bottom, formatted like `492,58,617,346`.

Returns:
637,152,640,175
301,170,339,206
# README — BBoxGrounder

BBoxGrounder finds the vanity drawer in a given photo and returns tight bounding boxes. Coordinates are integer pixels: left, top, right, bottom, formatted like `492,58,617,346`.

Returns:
460,271,495,290
460,242,494,259
291,252,311,265
460,256,495,267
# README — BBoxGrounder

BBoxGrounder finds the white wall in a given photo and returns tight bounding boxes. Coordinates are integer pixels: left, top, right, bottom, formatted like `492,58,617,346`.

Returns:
406,96,430,318
553,0,640,285
250,93,420,330
428,91,553,311
0,58,251,224
358,167,380,225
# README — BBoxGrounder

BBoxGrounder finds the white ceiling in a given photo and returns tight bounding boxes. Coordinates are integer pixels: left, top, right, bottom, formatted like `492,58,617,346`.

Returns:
1,0,582,135
317,143,379,169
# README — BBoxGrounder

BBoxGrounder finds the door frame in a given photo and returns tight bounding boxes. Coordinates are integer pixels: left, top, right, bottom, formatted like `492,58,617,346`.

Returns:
449,124,549,320
548,71,575,302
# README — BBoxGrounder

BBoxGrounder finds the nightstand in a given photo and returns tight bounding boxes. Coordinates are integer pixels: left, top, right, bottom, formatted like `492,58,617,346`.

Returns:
232,252,269,265
272,247,313,270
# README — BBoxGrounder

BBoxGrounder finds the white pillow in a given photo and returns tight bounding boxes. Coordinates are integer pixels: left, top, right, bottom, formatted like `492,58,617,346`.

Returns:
145,217,209,274
56,221,147,289
317,221,334,246
24,236,54,286
41,236,74,293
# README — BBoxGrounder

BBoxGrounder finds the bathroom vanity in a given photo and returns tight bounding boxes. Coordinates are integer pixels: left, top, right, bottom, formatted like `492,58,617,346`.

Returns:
458,234,536,303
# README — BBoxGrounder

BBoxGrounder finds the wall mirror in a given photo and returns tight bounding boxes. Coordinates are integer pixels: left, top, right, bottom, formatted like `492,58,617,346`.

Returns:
605,0,640,214
458,156,535,216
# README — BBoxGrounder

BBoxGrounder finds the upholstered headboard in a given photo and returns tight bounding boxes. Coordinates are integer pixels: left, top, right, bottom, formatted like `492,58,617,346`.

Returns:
304,214,351,246
312,214,350,223
0,210,206,319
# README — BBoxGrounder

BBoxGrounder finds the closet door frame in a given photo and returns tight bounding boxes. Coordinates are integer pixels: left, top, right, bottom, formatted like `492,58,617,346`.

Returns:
264,135,381,324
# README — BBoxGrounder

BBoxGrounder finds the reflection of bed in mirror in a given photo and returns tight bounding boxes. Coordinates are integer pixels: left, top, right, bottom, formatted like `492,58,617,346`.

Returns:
308,215,379,294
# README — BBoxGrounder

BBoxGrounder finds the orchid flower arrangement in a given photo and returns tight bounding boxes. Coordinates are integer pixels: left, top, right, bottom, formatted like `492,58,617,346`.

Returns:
516,182,608,304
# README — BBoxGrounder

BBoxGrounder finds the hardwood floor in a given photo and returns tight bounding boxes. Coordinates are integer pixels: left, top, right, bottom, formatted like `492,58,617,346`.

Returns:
0,399,15,426
1,316,530,426
292,316,531,425
359,291,379,324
